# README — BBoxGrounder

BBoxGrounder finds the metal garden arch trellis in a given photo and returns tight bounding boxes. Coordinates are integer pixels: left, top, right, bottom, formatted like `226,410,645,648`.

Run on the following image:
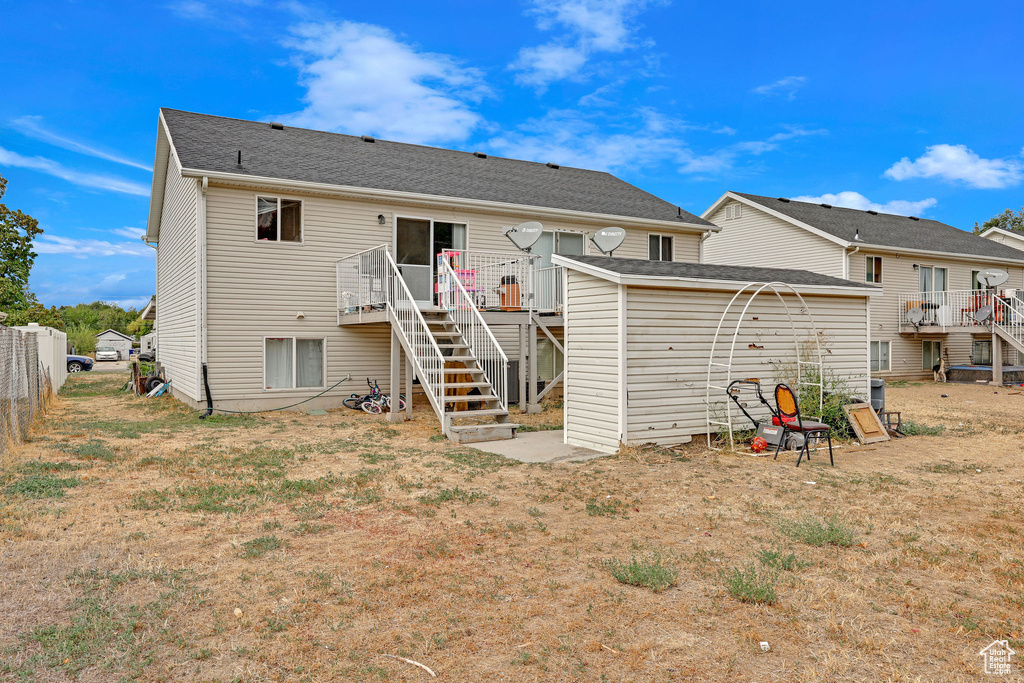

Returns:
704,282,825,451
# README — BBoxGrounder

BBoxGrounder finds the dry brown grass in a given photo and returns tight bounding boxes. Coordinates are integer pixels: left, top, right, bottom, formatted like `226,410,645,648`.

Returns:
0,373,1022,681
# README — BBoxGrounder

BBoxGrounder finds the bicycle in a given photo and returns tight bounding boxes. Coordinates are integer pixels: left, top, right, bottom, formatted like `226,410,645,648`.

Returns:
343,378,406,414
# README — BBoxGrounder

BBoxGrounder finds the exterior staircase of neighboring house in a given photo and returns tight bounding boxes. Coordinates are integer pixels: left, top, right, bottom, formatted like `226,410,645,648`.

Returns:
337,245,516,444
993,295,1024,358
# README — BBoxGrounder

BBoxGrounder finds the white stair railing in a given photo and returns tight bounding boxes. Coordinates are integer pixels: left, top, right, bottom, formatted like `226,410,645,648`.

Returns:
533,265,564,313
438,255,509,411
993,295,1024,354
336,245,446,418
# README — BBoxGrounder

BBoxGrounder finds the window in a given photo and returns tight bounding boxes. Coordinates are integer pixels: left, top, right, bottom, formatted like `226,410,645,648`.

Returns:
972,340,993,365
865,256,882,283
923,340,942,371
972,270,983,290
648,234,674,261
725,203,743,220
870,340,890,372
536,337,564,382
257,196,302,242
265,337,324,389
918,265,947,292
534,230,585,268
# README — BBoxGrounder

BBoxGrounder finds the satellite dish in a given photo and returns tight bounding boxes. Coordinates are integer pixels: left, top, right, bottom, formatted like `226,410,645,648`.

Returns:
906,308,925,328
974,305,993,324
590,227,626,256
977,269,1009,288
503,221,543,252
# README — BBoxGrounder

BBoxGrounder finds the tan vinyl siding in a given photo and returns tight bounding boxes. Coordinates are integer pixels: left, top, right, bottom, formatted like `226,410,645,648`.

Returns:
155,158,200,400
703,202,846,277
624,287,870,445
848,251,1024,379
563,270,621,451
985,232,1024,252
201,183,699,409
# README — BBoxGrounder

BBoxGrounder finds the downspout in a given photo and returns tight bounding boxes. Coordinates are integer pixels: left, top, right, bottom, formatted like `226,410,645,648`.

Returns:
844,245,860,280
198,176,214,418
699,228,714,264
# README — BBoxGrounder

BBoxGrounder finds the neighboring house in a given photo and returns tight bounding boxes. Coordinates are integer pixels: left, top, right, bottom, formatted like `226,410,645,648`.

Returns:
702,192,1024,380
95,329,134,360
144,109,721,442
981,226,1024,253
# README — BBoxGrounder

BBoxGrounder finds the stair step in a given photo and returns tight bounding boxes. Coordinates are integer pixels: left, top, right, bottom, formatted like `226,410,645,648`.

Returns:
445,408,508,418
444,367,484,375
447,423,519,444
435,343,469,349
446,381,492,388
443,394,499,404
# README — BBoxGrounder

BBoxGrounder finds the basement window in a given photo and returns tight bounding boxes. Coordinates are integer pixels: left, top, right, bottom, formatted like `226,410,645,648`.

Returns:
865,256,882,283
265,337,324,390
972,340,992,365
648,234,673,261
257,196,302,242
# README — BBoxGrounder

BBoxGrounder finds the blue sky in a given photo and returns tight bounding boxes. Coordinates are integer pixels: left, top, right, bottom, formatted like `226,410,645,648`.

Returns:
2,0,1023,308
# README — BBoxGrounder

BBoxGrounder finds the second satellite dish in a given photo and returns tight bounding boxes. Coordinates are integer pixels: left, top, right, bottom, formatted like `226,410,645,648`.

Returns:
503,221,543,251
977,269,1009,288
591,227,626,256
906,307,925,328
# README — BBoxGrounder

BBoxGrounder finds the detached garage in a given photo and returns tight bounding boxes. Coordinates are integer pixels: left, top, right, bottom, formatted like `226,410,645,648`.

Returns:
552,255,878,453
95,329,134,360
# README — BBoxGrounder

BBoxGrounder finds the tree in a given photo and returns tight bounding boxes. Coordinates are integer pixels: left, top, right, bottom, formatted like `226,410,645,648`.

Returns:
0,174,43,311
5,293,65,329
972,207,1024,235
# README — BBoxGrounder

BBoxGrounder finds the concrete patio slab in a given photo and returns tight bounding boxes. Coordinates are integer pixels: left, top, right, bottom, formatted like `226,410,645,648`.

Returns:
470,429,608,464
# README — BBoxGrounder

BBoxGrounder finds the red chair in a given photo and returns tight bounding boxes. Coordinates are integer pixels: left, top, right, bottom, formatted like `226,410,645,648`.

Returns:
772,384,834,467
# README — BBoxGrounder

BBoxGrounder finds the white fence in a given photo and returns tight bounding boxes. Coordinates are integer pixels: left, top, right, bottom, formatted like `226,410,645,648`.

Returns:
897,289,1024,332
1,326,58,457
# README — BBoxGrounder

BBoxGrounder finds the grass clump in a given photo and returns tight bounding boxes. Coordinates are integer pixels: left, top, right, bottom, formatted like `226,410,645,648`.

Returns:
777,514,855,547
604,552,678,592
56,438,118,462
240,535,283,559
756,547,808,571
5,474,81,498
418,487,486,506
902,421,945,436
586,497,625,517
725,563,778,604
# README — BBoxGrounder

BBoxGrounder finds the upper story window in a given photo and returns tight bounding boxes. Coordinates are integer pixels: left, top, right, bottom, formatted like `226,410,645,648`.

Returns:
865,256,882,283
257,196,302,242
649,233,673,261
725,203,743,220
535,230,585,268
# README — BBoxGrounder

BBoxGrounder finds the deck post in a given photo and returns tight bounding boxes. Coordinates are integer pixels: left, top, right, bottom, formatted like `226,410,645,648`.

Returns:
992,335,1004,386
388,326,404,422
527,318,541,413
405,349,414,419
518,323,527,411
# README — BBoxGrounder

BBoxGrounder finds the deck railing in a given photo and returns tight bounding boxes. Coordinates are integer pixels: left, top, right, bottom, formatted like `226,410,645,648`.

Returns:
897,289,1022,332
532,265,564,314
438,249,563,314
994,295,1024,352
438,256,509,411
336,245,446,418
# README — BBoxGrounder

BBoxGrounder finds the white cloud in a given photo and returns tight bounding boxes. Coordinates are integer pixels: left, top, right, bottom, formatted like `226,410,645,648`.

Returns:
512,0,652,89
752,76,807,100
884,144,1024,189
790,191,938,216
275,21,487,145
11,116,151,171
34,234,154,258
111,227,147,239
0,146,149,196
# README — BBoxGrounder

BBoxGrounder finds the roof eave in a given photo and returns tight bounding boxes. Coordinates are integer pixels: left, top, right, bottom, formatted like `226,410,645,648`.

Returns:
552,255,879,297
704,192,851,247
180,167,718,233
145,112,177,244
848,242,1024,266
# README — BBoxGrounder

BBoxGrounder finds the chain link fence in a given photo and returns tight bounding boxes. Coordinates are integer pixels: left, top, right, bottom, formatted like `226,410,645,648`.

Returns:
1,326,52,459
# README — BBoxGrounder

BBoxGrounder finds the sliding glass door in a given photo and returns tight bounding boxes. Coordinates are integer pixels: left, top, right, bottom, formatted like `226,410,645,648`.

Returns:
395,218,466,307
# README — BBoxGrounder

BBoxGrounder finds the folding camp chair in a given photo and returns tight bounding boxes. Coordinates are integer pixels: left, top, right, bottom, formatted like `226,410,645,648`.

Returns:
772,383,834,467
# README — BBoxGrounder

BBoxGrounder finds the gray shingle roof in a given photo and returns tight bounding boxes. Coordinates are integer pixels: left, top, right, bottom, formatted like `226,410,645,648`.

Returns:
559,255,877,289
160,109,713,227
735,192,1024,261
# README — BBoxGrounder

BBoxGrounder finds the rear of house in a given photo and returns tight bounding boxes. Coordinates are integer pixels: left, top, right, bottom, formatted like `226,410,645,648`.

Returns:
703,192,1024,380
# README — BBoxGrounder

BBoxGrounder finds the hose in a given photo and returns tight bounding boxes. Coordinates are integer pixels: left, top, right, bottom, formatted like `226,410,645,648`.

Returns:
198,373,353,416
199,363,213,419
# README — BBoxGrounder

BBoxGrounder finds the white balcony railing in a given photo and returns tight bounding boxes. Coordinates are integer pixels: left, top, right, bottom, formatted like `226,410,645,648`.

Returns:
438,249,563,314
898,289,1024,332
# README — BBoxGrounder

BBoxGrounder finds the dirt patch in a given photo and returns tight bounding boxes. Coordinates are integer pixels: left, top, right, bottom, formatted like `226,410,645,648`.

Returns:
0,372,1021,681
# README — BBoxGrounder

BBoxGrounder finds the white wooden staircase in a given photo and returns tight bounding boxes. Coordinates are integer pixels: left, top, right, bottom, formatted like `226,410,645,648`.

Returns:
993,295,1024,357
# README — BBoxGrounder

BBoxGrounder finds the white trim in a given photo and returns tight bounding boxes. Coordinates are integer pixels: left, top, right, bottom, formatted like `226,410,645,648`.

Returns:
617,283,627,445
562,265,569,446
869,339,890,373
254,194,305,244
980,226,1024,243
183,168,717,235
262,336,328,392
95,328,134,341
552,254,880,298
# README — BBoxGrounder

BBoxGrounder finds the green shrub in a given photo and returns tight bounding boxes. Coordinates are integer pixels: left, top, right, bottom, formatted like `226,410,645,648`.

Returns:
755,548,807,571
725,563,778,604
604,552,678,592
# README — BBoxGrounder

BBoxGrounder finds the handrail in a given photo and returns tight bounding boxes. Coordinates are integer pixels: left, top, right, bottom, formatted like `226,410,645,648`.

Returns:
993,295,1024,353
439,255,509,411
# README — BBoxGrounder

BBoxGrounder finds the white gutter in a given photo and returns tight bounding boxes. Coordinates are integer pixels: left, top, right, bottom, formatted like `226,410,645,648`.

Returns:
182,167,718,235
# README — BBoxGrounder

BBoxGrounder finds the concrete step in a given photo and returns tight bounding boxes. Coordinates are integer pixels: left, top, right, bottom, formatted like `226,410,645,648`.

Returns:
447,423,519,444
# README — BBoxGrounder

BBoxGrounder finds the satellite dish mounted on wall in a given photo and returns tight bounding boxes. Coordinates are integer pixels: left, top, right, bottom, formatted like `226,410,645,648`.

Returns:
906,307,925,330
503,221,543,252
977,269,1009,288
590,227,626,256
974,305,994,325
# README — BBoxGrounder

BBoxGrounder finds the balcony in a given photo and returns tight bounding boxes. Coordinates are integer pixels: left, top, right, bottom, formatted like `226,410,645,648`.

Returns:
898,289,1021,333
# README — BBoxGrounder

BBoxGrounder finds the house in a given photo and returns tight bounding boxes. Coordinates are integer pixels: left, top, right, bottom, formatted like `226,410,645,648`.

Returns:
702,192,1024,381
95,329,134,360
554,255,876,452
144,109,721,442
981,226,1024,253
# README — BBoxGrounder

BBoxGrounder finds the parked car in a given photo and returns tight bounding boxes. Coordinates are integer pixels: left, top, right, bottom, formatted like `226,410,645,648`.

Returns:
67,355,94,373
95,346,119,362
139,348,156,362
